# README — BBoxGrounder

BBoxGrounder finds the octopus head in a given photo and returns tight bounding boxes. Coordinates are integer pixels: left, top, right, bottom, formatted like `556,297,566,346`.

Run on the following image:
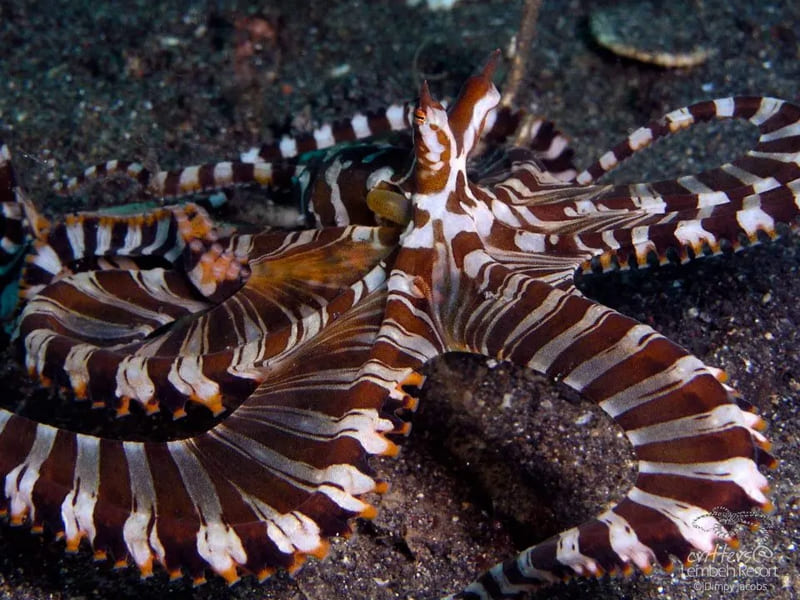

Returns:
412,50,502,196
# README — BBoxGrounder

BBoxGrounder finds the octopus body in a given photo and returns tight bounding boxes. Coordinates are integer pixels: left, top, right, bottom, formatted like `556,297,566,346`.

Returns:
0,53,797,598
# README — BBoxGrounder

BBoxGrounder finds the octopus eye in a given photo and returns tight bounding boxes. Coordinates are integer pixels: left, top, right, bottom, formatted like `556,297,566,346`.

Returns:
413,107,426,124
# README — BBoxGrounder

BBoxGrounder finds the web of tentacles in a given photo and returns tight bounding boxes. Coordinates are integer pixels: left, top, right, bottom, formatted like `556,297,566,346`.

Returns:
0,54,797,598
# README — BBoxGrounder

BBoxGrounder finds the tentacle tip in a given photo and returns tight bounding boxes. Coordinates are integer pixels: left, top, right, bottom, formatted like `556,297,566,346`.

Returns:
65,537,81,552
401,370,426,388
309,540,330,560
381,435,403,455
374,480,390,494
115,396,131,417
727,536,740,549
359,504,378,520
403,394,419,412
31,524,43,534
172,407,188,420
592,566,605,578
761,500,776,514
219,567,239,585
481,49,502,80
256,568,275,582
192,575,208,586
195,394,224,416
287,553,307,575
138,563,154,579
391,424,410,440
9,513,27,526
93,550,107,562
418,80,433,111
168,568,183,581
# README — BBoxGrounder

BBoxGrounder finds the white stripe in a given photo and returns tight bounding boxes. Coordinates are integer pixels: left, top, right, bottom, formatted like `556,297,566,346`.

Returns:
555,527,599,576
65,220,86,258
599,150,618,171
713,97,735,118
313,124,335,148
279,136,298,158
351,113,371,138
639,458,768,503
628,487,724,551
31,244,63,274
665,107,695,131
598,509,655,569
178,166,200,190
759,119,800,142
386,104,406,130
94,223,113,255
676,175,714,194
4,424,57,523
138,216,170,256
748,97,783,126
169,441,247,576
213,161,234,186
627,403,746,446
119,223,143,255
60,435,101,546
122,442,166,569
628,127,654,151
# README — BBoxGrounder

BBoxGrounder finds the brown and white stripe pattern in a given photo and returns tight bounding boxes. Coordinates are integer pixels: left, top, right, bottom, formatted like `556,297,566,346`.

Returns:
380,55,782,598
1,52,796,596
17,224,397,416
19,203,218,297
52,102,576,227
1,290,416,583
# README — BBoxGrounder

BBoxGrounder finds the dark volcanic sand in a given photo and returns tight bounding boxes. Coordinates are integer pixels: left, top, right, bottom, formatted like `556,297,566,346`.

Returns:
0,1,798,599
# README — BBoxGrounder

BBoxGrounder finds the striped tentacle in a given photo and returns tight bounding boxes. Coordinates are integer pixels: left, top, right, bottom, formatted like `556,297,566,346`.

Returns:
246,100,572,168
250,102,417,162
54,157,300,206
573,183,800,273
576,96,800,186
17,225,397,417
298,142,412,227
395,55,779,598
0,288,418,584
20,203,219,298
571,109,800,272
472,107,577,182
473,97,800,274
445,267,773,598
49,102,418,200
